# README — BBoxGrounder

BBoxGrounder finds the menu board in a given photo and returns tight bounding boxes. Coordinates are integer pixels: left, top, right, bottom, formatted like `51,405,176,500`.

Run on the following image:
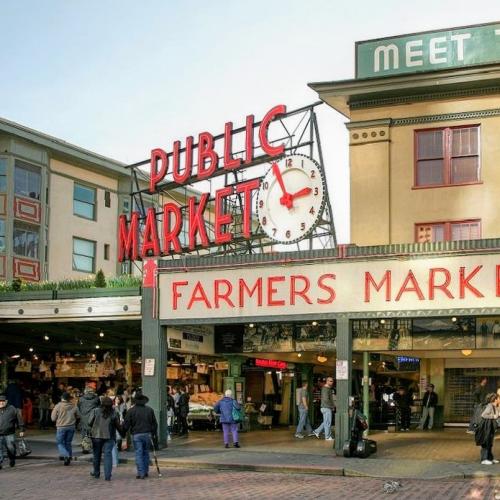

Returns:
215,324,244,353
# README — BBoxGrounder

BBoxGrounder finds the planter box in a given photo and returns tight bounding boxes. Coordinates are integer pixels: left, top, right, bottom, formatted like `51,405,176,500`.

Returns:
56,287,141,299
0,290,55,302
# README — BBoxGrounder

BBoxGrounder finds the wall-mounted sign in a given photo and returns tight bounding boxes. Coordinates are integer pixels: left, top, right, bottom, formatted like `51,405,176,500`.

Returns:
166,327,214,354
356,21,500,79
336,360,349,380
255,358,287,370
215,325,244,353
144,358,155,376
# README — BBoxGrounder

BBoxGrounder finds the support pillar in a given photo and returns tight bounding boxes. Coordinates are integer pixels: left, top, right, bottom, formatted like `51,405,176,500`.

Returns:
223,355,246,404
0,354,8,392
362,351,370,437
141,286,168,447
300,363,314,424
125,348,133,387
335,317,352,455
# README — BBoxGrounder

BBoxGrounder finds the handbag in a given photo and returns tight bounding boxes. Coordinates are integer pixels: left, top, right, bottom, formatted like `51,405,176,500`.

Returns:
232,402,243,423
16,437,32,457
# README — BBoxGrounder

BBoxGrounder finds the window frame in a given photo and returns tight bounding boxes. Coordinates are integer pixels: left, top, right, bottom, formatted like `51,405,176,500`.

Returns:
413,124,481,189
72,236,96,273
0,218,5,253
14,159,42,200
73,182,97,221
0,157,7,193
414,219,481,243
13,223,40,259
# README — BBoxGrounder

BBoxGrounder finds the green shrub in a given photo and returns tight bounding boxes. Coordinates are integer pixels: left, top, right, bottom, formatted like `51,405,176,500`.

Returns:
11,278,22,292
94,269,106,288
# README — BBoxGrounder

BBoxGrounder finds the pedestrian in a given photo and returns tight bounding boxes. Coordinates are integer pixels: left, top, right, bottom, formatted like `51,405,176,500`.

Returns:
22,395,33,426
213,389,241,449
418,384,438,430
0,394,25,469
114,396,127,452
177,385,190,436
51,392,80,465
172,386,180,433
78,385,100,442
88,397,123,481
468,377,488,433
312,377,335,441
122,391,158,479
38,390,52,429
475,393,499,465
393,386,411,431
294,380,313,438
166,387,174,441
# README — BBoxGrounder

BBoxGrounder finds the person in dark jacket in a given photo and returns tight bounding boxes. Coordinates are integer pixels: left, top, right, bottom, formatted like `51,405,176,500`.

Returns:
214,389,241,449
78,387,100,440
418,384,438,430
122,392,158,479
5,381,23,409
475,393,499,465
88,397,123,481
177,386,190,436
0,394,25,469
393,386,412,431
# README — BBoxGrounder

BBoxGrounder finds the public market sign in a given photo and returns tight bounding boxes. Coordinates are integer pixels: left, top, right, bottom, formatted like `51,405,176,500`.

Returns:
159,253,500,320
356,21,500,79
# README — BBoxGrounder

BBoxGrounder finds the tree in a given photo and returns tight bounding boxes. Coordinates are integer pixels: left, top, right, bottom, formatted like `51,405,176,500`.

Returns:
95,269,106,288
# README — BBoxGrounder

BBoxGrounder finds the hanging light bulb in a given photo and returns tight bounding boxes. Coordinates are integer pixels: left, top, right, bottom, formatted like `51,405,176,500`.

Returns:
99,331,104,338
297,352,302,358
317,354,327,363
44,335,49,341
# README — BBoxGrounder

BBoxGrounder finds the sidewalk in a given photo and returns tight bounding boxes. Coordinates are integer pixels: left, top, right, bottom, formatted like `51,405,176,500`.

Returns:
22,428,500,480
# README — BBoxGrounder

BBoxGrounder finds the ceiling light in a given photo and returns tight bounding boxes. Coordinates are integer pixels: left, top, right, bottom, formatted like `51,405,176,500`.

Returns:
451,317,457,322
368,362,372,366
29,347,34,352
11,354,20,359
317,354,327,363
95,345,100,349
44,335,49,341
461,349,472,356
33,355,38,360
297,352,302,358
249,323,254,328
99,331,104,338
312,321,318,326
380,319,386,324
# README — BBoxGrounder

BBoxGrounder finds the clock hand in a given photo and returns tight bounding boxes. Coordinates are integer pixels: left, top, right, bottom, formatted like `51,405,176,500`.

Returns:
272,163,293,208
290,187,312,200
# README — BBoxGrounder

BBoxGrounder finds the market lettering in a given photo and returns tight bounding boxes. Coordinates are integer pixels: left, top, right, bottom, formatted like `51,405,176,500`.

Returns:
171,274,337,310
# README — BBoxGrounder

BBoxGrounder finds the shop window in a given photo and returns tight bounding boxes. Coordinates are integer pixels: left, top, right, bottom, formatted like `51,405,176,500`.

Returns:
73,183,96,220
13,223,39,259
73,237,96,273
415,126,479,187
14,160,41,200
0,158,7,192
415,219,481,243
0,219,5,252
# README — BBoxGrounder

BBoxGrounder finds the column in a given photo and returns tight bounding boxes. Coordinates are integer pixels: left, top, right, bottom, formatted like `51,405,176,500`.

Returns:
335,317,352,454
223,355,246,403
0,354,7,392
125,348,133,387
300,363,314,424
141,286,168,446
362,351,369,437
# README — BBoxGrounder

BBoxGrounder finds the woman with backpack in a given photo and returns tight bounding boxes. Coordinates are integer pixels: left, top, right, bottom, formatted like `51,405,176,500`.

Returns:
88,397,123,481
475,393,499,465
214,389,242,449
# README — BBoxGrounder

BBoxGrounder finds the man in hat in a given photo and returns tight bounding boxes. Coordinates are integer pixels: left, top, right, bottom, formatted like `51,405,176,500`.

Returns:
0,394,25,469
122,391,158,479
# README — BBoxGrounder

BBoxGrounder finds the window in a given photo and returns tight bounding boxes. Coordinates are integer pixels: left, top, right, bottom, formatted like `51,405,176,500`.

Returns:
0,219,5,252
105,191,111,208
416,220,481,243
13,224,39,258
14,160,41,199
415,126,479,187
104,243,110,260
73,237,96,273
73,183,96,220
0,158,7,192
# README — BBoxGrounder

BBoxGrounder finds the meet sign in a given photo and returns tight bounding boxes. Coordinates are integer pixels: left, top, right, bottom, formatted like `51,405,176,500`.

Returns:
356,21,500,79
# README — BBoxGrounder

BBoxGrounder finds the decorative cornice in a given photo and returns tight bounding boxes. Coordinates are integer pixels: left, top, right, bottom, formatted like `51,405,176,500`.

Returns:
350,86,500,110
392,108,500,127
346,119,391,130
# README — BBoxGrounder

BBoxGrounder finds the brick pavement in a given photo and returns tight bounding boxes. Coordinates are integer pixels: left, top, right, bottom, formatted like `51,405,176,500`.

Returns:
1,460,499,500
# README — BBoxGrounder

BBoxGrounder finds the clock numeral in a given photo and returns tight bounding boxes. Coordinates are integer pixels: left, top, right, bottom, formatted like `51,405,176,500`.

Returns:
262,216,267,226
309,207,315,215
263,181,269,190
286,158,293,168
272,228,277,236
310,170,316,179
286,230,291,239
259,199,264,209
314,187,319,196
300,222,306,231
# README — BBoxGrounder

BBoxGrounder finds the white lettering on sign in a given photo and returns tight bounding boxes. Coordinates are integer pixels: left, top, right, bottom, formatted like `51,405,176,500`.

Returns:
374,44,399,72
406,40,423,67
159,253,500,320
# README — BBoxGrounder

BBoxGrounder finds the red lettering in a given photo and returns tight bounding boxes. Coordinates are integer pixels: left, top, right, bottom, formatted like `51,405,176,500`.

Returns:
429,267,454,300
259,104,286,157
317,274,336,304
141,207,161,258
197,132,218,180
214,186,233,245
497,265,500,297
459,266,484,299
118,212,139,261
239,278,263,307
187,281,212,309
267,276,286,306
290,275,312,305
188,193,210,250
245,114,254,164
172,138,192,185
364,271,391,302
235,179,260,238
214,279,235,308
163,203,182,254
172,281,188,310
395,270,425,301
223,122,242,170
149,148,168,193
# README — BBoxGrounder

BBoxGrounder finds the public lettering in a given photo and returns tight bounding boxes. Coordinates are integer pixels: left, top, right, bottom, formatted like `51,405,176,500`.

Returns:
364,271,391,302
395,270,425,301
459,265,484,298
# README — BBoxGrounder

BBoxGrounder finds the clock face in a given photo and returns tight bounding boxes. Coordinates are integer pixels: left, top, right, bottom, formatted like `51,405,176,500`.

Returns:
257,154,326,244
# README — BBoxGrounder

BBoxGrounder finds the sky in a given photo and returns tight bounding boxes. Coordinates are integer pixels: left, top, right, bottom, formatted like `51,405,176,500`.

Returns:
1,1,500,243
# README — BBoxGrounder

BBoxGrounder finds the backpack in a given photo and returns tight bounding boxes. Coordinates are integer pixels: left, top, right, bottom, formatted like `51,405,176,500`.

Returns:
471,403,487,431
232,402,243,423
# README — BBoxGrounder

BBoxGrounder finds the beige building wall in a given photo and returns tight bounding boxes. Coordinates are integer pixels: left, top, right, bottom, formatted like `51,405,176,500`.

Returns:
348,95,500,245
48,159,119,281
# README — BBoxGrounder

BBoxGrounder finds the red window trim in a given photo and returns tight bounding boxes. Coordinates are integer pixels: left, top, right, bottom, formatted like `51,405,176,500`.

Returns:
414,218,481,242
413,124,481,189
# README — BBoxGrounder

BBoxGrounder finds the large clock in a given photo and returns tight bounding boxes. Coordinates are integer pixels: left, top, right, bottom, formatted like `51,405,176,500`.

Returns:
257,154,326,244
